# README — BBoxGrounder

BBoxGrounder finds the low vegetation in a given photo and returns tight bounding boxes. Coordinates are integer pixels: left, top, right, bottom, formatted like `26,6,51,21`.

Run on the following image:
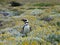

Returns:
0,2,60,45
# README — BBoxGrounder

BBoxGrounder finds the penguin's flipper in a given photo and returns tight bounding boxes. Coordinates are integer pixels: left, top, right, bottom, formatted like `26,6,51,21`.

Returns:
30,26,32,31
20,25,25,34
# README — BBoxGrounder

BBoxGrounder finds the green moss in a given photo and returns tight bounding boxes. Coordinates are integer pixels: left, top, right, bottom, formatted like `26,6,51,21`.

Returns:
33,3,54,6
27,8,35,10
37,8,46,9
0,0,4,2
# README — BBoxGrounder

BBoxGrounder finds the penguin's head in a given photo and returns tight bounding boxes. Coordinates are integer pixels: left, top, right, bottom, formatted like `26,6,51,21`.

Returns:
21,18,28,23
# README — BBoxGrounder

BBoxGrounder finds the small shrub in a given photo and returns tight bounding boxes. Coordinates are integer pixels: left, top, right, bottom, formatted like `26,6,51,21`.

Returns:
46,34,60,43
57,22,60,27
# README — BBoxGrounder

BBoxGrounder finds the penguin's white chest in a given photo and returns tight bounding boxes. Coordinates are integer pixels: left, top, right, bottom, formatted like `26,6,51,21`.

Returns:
24,25,30,34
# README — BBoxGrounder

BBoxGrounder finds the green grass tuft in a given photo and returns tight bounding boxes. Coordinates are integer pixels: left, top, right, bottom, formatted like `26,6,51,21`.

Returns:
33,3,54,6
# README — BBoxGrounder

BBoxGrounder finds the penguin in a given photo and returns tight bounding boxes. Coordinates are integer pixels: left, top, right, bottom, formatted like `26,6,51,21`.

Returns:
21,18,31,36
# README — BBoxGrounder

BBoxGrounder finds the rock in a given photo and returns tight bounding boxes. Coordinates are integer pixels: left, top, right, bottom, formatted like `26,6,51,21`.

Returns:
0,10,10,16
0,10,20,16
41,16,53,21
10,1,23,7
0,12,9,16
30,9,44,16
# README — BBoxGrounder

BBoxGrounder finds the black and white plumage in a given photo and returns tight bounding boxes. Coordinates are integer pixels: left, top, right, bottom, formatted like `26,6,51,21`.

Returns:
21,19,31,36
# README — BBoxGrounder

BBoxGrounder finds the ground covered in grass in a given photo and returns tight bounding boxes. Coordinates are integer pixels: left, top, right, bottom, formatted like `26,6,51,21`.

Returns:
0,3,60,45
